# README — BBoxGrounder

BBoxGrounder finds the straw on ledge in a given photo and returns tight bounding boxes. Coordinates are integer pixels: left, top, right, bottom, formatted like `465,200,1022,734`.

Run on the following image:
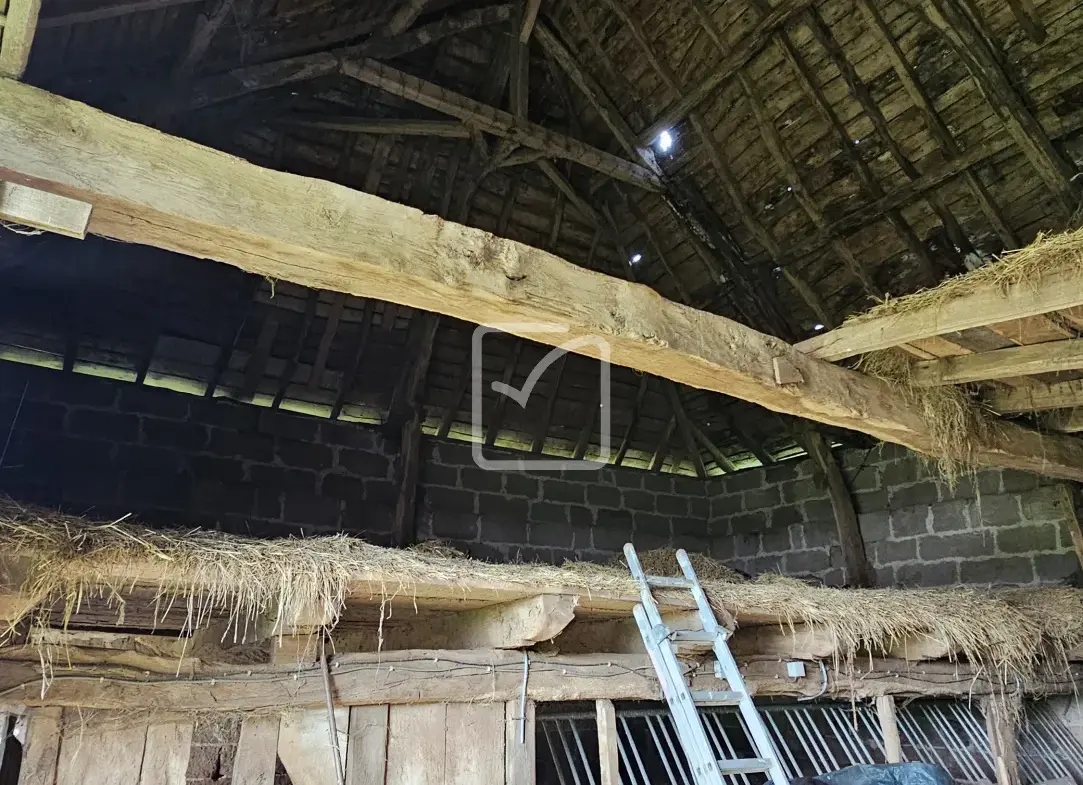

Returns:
1,497,1079,686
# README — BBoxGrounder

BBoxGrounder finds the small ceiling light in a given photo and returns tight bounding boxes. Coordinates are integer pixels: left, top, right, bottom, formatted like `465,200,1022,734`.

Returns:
656,130,674,152
786,185,793,192
813,323,825,331
630,252,643,264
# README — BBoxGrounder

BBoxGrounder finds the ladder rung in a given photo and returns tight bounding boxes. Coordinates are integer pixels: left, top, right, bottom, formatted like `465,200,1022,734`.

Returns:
646,575,694,589
715,759,773,775
670,629,717,643
690,690,743,706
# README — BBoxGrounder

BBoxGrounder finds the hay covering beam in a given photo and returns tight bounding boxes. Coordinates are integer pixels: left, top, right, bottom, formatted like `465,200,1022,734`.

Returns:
797,232,1083,362
3,81,1083,480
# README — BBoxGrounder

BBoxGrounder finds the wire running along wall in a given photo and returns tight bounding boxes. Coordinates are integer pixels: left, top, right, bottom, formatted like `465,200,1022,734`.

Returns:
538,700,1083,785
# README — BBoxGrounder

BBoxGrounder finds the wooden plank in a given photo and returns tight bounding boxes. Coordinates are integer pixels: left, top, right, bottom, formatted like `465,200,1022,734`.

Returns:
56,715,147,785
309,293,345,392
989,379,1083,413
5,81,1083,481
985,694,1021,785
445,703,504,785
4,650,1080,709
876,696,902,764
37,0,199,27
505,700,535,785
233,716,280,785
278,709,349,785
596,699,619,785
386,704,445,785
287,118,471,137
913,340,1083,386
797,264,1083,362
0,0,40,78
518,0,540,42
1046,408,1083,434
340,59,662,191
345,705,389,785
17,707,62,785
0,182,91,238
138,721,194,785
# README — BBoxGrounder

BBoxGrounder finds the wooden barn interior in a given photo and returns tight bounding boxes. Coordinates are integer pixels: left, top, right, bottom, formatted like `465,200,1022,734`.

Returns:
2,0,1083,782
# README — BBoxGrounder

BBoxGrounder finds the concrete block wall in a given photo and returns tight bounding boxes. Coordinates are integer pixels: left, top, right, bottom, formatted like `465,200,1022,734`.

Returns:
704,443,1082,587
415,440,712,564
2,362,1080,588
0,363,399,542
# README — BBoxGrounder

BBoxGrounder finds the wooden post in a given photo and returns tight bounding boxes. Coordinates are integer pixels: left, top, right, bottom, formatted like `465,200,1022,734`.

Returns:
391,313,439,547
876,696,902,763
345,706,389,785
233,715,281,785
984,695,1021,785
17,707,61,785
596,699,620,785
798,425,871,587
506,700,536,785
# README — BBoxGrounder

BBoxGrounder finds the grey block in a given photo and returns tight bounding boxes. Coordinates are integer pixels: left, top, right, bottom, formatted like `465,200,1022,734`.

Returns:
996,523,1058,553
918,530,994,561
896,561,957,587
891,506,930,538
875,538,917,565
959,557,1034,586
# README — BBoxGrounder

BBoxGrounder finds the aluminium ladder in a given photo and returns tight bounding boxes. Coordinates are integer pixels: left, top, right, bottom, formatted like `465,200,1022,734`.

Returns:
623,543,789,785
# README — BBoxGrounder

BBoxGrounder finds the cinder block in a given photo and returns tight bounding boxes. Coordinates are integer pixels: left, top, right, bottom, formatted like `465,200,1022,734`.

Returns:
425,486,477,514
929,498,972,532
1034,552,1082,584
541,480,587,504
889,481,939,509
656,495,689,516
461,467,504,493
731,511,767,534
67,409,139,442
959,557,1034,586
337,449,391,479
276,439,333,470
258,410,319,442
897,561,957,587
996,523,1058,554
858,511,890,543
1019,485,1071,522
118,387,190,420
918,530,994,561
971,493,1021,527
530,501,569,524
874,538,917,565
622,489,656,512
891,506,930,538
785,549,830,574
743,485,781,510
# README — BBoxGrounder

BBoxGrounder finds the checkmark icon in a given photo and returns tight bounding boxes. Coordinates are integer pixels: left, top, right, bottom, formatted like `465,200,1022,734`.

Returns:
491,336,604,409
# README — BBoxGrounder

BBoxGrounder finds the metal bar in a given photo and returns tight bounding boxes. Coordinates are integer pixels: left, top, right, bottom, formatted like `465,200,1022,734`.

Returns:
785,709,828,774
855,706,890,761
923,704,985,781
556,719,586,785
615,716,643,785
823,707,871,765
621,715,654,785
568,718,598,785
764,711,803,779
543,721,572,785
1018,710,1071,781
1030,705,1083,780
646,715,687,785
897,708,950,771
945,703,996,776
710,713,754,785
799,709,840,772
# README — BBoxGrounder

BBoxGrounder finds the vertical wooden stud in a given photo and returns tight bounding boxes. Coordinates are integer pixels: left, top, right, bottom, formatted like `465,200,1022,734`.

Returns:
345,705,389,785
233,715,281,785
16,707,61,785
876,696,902,763
596,699,620,785
138,721,195,785
505,700,535,785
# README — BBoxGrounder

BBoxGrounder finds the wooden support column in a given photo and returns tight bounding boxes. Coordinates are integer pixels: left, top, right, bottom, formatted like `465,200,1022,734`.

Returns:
984,694,1021,785
919,0,1080,216
0,0,41,78
391,313,439,547
876,696,903,763
506,700,536,785
233,716,282,785
797,426,871,587
596,699,620,785
16,708,61,785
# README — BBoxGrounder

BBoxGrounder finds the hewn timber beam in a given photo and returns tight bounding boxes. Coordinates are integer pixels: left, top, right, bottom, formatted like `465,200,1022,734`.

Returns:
1046,408,1083,434
917,0,1080,216
340,58,662,190
285,117,471,137
796,424,871,587
173,0,234,80
636,0,812,145
912,340,1083,387
797,265,1083,362
183,4,513,110
4,80,1083,479
37,0,200,28
988,379,1083,414
382,0,430,36
0,0,40,78
1,650,1078,711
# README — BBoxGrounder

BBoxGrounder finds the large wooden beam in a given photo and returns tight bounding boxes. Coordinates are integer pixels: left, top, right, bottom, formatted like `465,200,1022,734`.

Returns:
913,340,1083,387
0,0,41,78
3,649,1076,711
988,379,1083,414
797,265,1083,362
3,80,1083,479
340,59,661,190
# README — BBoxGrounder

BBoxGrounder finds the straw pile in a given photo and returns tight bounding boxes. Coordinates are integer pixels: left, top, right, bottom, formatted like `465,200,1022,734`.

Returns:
1,497,1080,686
856,348,988,485
845,227,1083,326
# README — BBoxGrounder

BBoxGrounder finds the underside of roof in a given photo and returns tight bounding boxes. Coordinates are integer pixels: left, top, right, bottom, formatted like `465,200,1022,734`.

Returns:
1,0,1081,473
